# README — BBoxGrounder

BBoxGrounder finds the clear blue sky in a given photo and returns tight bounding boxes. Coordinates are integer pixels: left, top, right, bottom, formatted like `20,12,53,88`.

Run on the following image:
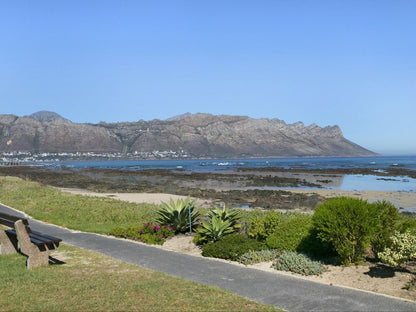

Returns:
1,1,415,156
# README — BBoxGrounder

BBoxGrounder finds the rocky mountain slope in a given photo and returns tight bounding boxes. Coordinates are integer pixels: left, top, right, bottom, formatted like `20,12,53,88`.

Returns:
0,111,377,157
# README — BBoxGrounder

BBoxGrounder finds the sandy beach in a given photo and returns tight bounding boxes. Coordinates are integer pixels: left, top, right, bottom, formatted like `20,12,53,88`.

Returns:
59,188,213,207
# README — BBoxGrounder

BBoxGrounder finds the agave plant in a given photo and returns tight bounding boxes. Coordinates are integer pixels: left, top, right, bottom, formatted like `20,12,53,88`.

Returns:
208,206,241,230
197,215,235,242
155,197,200,234
197,206,241,243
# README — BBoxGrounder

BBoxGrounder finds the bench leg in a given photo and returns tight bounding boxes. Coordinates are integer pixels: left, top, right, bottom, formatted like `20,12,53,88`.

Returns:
14,220,50,269
0,230,17,255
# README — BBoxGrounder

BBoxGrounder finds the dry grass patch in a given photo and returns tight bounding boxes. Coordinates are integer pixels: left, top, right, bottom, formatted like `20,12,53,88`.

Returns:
0,244,280,312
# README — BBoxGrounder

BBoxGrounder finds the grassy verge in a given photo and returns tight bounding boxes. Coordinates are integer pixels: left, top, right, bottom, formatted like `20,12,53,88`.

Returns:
0,244,280,311
0,176,159,233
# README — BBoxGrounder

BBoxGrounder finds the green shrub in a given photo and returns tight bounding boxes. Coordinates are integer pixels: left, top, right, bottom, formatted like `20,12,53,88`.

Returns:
155,197,200,234
298,228,336,259
239,249,280,265
138,222,175,245
378,231,416,267
396,216,416,235
272,250,326,276
266,214,313,251
312,197,378,265
371,200,400,258
248,211,281,241
201,234,265,261
110,222,174,245
110,224,142,240
192,233,206,246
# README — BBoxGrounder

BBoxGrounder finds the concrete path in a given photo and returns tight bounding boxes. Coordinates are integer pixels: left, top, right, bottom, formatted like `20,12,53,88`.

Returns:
1,203,416,312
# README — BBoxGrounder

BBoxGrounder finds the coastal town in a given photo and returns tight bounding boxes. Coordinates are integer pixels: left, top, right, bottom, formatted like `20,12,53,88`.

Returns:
0,150,190,164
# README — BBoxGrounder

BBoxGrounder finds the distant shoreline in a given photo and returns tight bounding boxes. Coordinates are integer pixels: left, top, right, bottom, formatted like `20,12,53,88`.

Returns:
1,157,415,212
60,188,416,214
0,153,389,165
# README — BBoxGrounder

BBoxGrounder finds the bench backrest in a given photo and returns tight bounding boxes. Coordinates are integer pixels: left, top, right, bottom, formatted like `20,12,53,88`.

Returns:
0,212,30,228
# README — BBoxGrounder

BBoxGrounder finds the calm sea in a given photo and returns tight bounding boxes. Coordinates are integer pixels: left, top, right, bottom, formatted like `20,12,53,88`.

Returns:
43,156,416,171
42,156,416,193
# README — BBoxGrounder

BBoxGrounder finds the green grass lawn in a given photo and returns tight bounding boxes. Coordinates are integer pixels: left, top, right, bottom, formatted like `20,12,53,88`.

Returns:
0,244,280,311
0,176,159,233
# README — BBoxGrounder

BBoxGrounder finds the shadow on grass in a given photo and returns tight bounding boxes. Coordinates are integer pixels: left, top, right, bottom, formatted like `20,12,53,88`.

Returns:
49,256,66,266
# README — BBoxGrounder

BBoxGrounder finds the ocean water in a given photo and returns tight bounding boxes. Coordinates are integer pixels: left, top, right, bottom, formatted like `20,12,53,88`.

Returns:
43,156,416,172
41,156,416,193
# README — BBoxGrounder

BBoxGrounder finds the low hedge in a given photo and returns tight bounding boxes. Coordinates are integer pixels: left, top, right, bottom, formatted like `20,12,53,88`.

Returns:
201,234,266,261
265,214,313,251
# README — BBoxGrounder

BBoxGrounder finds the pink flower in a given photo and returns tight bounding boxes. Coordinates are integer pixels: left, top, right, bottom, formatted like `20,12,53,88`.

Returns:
160,235,164,238
154,225,160,232
139,229,143,234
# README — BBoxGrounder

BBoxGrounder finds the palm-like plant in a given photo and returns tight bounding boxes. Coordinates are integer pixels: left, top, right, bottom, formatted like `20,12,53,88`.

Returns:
155,197,200,234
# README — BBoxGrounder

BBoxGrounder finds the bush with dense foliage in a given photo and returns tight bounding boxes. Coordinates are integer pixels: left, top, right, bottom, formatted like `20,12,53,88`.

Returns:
196,206,241,244
297,228,336,259
272,250,326,276
312,197,379,264
201,234,266,261
110,222,174,245
378,231,416,267
239,249,280,265
248,211,281,241
138,222,175,245
266,214,313,251
110,224,142,240
371,200,400,258
396,216,416,235
155,197,200,234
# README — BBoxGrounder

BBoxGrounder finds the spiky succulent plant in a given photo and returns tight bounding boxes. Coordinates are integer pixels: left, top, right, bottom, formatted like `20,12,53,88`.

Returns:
155,197,200,234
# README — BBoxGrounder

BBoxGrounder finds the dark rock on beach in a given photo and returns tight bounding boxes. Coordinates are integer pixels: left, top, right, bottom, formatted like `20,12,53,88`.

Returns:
0,165,326,210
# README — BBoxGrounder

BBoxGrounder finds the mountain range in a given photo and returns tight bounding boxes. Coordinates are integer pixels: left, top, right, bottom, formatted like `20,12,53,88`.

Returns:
0,111,377,158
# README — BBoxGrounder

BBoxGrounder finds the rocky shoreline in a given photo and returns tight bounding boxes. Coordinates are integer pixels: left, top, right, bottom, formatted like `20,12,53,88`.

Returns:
0,165,415,212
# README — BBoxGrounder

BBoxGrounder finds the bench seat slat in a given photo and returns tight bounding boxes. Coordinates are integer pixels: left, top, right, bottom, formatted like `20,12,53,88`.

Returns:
5,229,45,245
27,232,54,244
5,229,60,247
0,213,29,225
0,217,16,228
30,231,62,243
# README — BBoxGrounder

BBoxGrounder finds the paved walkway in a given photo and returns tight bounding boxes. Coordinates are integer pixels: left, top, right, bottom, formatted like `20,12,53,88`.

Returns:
1,203,416,312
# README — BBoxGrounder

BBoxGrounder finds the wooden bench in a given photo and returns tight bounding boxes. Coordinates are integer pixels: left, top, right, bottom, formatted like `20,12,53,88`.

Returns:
0,212,62,269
